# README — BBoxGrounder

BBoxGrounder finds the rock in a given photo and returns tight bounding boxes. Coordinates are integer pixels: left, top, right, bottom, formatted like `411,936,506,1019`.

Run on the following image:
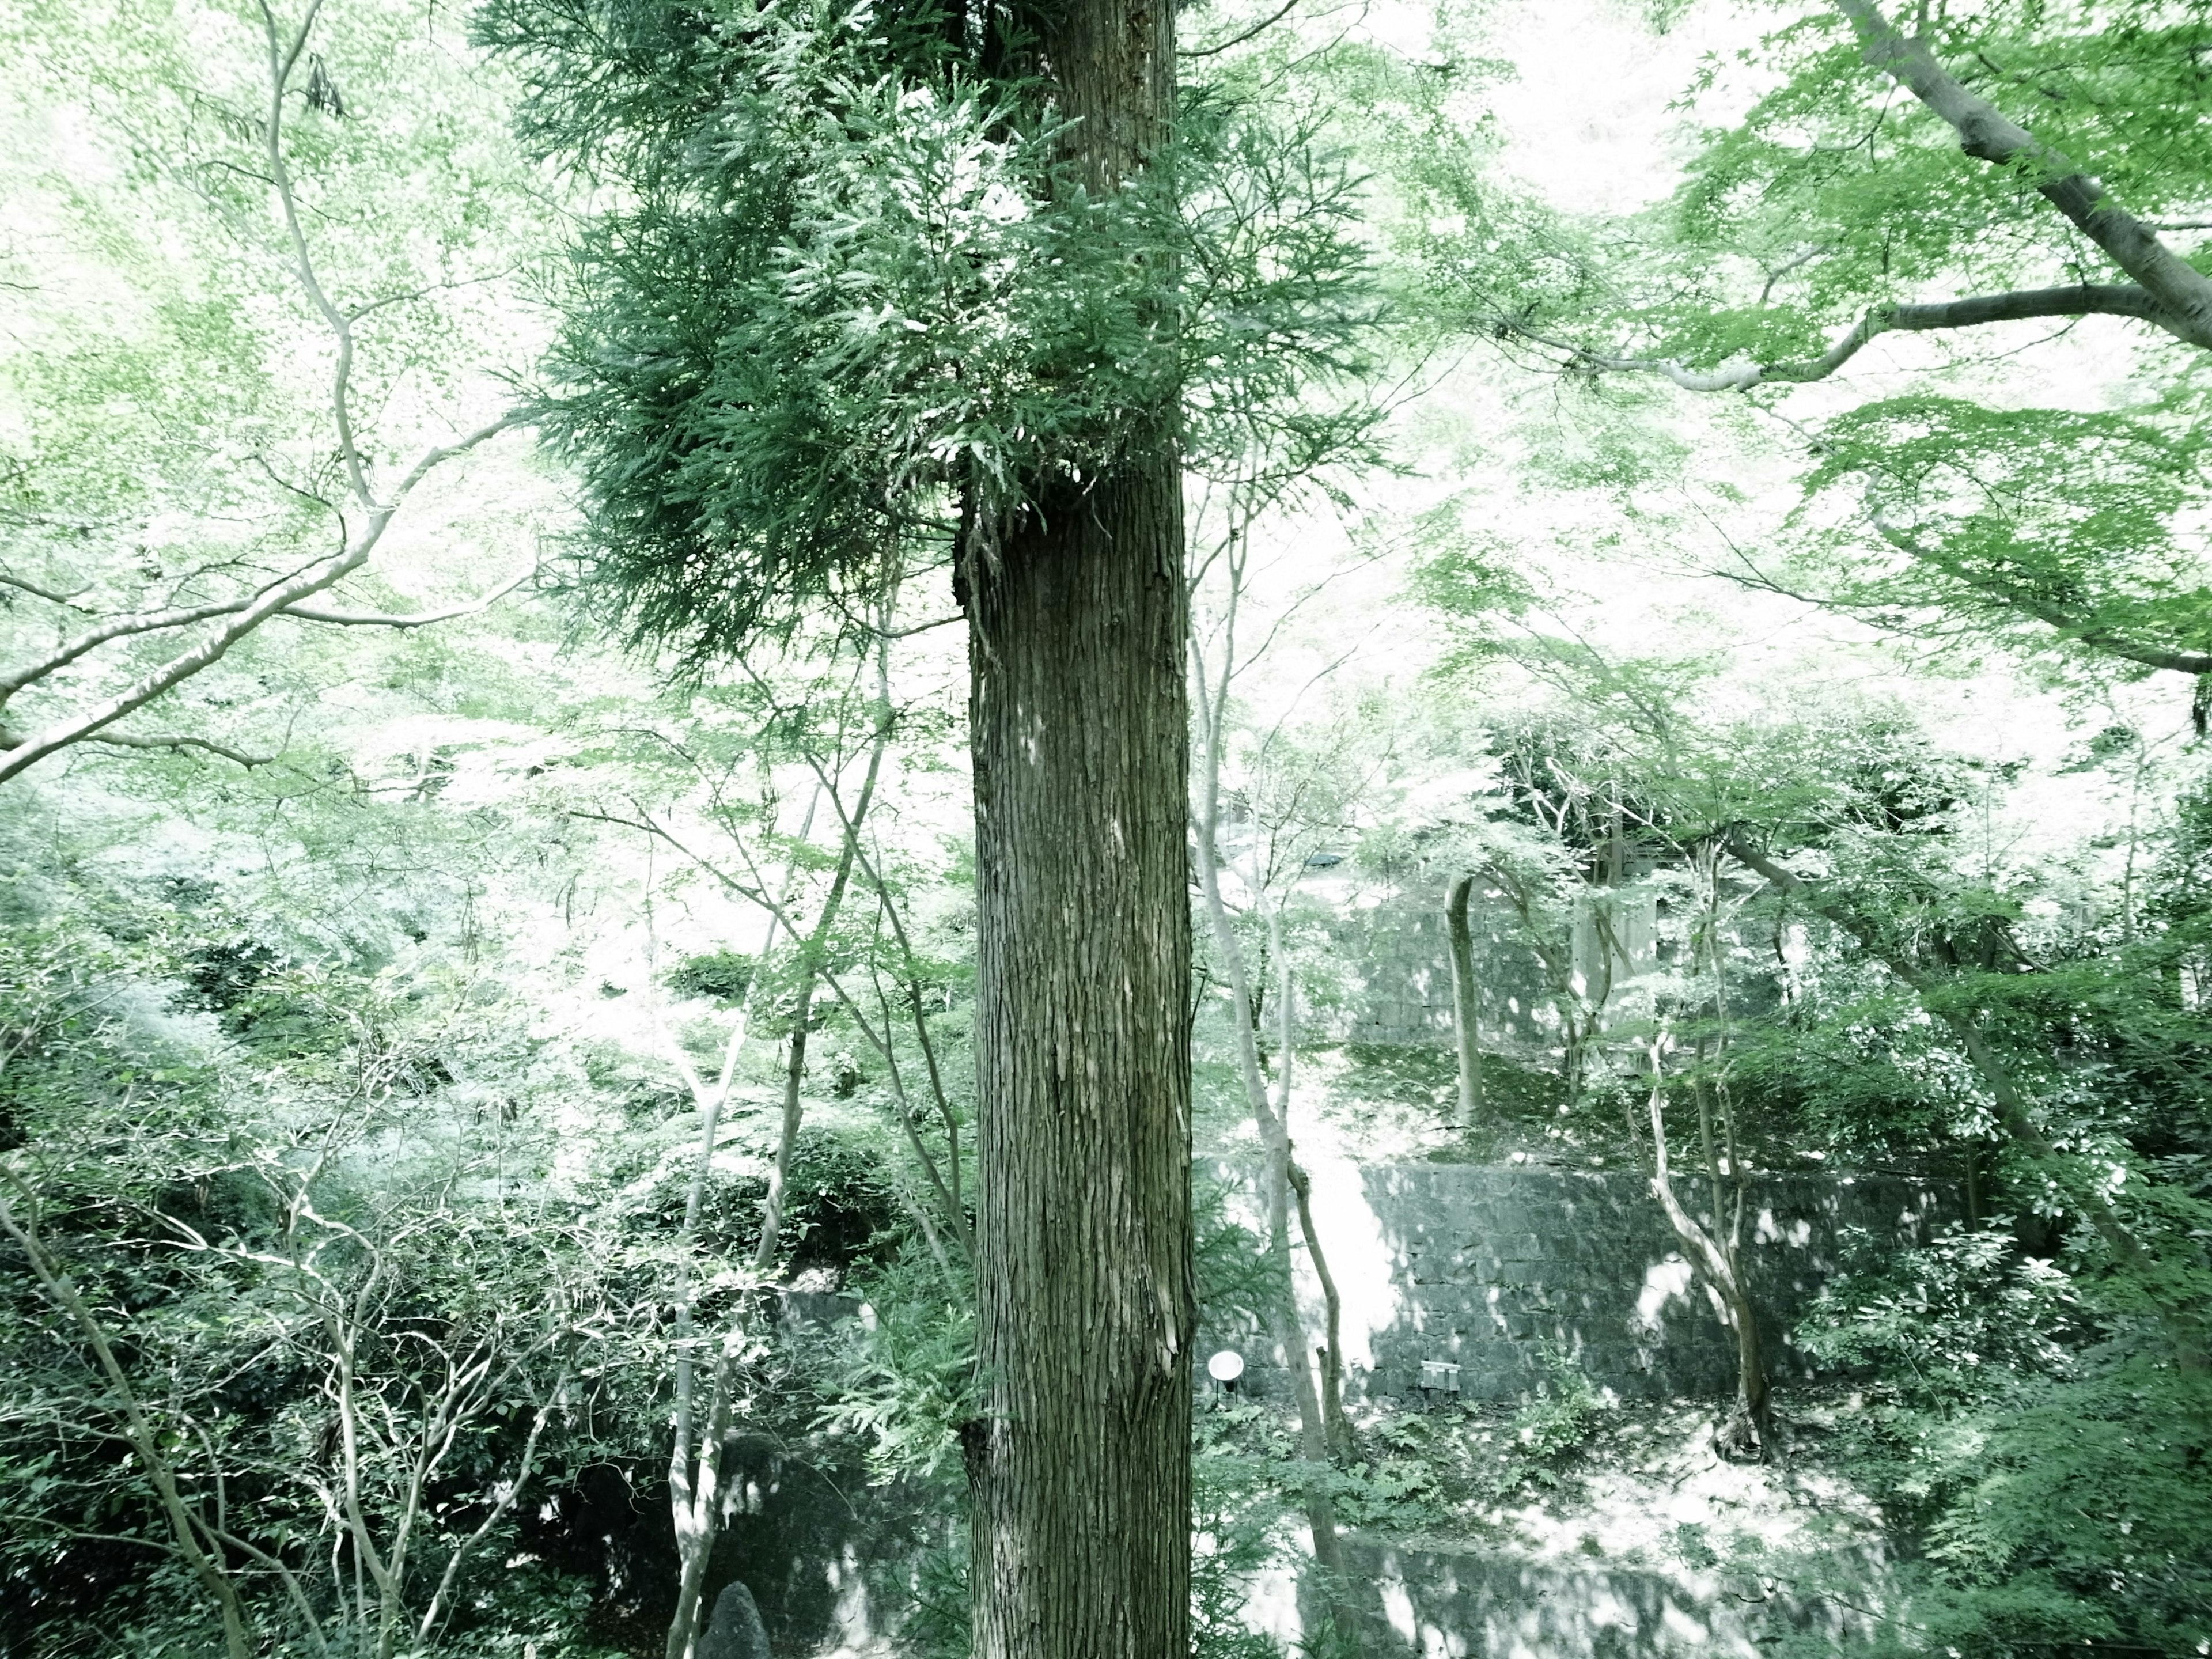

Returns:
698,1580,770,1659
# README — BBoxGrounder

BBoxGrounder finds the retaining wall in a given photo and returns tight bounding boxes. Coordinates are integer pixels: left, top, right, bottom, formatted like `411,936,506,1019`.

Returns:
1210,1162,1959,1403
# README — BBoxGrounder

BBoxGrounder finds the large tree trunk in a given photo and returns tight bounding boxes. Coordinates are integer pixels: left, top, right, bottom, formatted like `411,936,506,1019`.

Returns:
967,458,1194,1659
963,1,1192,1649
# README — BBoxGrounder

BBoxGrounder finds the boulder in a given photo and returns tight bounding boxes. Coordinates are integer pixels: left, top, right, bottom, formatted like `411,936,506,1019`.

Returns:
698,1580,771,1659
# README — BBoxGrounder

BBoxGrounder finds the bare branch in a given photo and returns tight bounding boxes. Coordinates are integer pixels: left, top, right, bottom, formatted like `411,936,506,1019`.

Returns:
0,571,94,608
1181,0,1300,58
280,561,536,628
256,0,371,507
0,592,266,701
0,411,524,786
1508,283,2172,392
0,540,366,783
84,732,277,767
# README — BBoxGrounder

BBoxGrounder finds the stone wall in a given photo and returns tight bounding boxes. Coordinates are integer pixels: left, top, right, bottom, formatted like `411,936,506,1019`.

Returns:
1306,888,1549,1050
1342,1537,1884,1659
1210,1162,1959,1403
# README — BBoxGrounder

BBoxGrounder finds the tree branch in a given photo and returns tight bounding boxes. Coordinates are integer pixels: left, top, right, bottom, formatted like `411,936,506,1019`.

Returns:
0,592,269,702
1508,283,2173,392
1181,0,1299,58
0,571,94,608
1834,0,2212,349
279,561,536,628
82,732,276,767
257,0,371,507
1864,510,2212,676
0,412,523,786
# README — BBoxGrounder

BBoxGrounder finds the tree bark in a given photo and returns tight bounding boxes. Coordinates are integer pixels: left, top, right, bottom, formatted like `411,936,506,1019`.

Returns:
1644,1080,1770,1459
963,0,1191,1649
1834,0,2212,350
967,461,1194,1659
1444,874,1483,1126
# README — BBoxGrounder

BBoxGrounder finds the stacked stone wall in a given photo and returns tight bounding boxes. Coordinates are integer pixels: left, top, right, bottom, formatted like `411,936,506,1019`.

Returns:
1211,1163,1958,1404
1305,890,1551,1050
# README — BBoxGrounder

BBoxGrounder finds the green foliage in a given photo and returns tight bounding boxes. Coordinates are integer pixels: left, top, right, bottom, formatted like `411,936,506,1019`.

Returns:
477,0,1379,665
1194,1169,1291,1333
1662,3,2212,343
1797,1229,2212,1657
1190,1427,1290,1659
1790,394,2212,681
667,948,756,1005
1501,1343,1606,1475
1800,1223,2081,1409
0,0,548,768
819,1241,978,1484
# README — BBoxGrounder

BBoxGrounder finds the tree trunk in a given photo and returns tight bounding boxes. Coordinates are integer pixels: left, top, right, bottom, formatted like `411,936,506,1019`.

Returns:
1444,874,1483,1126
1645,1080,1770,1460
967,459,1194,1659
1189,670,1354,1649
754,680,891,1273
1270,907,1353,1467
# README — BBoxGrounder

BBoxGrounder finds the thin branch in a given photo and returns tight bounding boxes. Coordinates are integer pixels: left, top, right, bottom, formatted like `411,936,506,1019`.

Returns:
1506,283,2172,393
1182,0,1300,57
1865,509,2212,676
342,267,519,324
81,732,276,767
257,0,368,507
0,413,522,786
412,1379,560,1649
1759,245,1834,306
0,571,93,608
279,562,536,628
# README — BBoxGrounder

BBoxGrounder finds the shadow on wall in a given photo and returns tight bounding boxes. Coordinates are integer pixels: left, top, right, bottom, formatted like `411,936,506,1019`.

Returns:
1357,1166,1958,1402
1341,1539,1883,1659
1199,1162,1960,1405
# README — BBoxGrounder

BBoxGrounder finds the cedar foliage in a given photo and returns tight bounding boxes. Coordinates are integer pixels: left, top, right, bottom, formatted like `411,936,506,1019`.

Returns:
476,0,1378,664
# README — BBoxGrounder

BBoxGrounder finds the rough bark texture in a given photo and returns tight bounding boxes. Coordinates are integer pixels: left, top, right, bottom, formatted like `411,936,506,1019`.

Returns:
967,460,1194,1659
963,1,1192,1649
